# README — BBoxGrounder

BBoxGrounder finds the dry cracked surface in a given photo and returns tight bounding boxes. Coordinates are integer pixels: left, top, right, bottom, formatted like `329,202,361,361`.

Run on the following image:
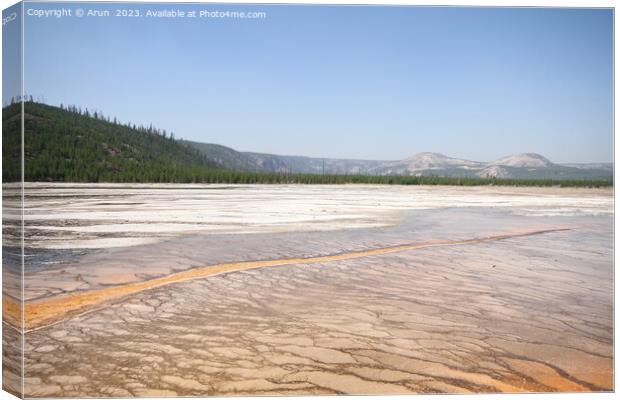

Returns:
2,184,613,397
20,225,613,396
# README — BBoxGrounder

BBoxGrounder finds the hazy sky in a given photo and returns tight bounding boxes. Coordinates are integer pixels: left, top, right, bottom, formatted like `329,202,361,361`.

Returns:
20,3,613,163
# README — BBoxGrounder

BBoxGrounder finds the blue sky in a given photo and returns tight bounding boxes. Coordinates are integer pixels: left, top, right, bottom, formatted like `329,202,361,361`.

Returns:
19,3,613,163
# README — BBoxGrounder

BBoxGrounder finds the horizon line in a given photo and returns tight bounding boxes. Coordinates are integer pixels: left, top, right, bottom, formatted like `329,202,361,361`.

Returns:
11,100,614,165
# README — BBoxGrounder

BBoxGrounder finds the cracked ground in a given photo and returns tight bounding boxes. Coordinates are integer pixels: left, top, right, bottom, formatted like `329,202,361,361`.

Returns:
2,184,613,396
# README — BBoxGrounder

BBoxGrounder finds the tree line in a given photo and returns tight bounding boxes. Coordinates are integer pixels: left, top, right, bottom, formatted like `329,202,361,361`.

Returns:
1,101,612,188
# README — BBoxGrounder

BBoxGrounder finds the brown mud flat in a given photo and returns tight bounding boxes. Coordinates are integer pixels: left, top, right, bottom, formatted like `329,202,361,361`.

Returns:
5,228,568,332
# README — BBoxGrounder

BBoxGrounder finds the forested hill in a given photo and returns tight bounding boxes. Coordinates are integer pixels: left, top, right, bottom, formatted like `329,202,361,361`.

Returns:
3,102,219,182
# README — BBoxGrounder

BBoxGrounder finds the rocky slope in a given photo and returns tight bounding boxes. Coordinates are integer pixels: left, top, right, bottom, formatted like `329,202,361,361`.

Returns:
184,141,612,180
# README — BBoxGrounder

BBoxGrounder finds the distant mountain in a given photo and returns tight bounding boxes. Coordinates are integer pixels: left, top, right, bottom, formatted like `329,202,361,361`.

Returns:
378,152,484,176
492,153,553,168
243,152,386,175
184,141,613,181
404,152,483,169
178,141,386,175
561,163,613,171
477,166,511,179
178,141,259,172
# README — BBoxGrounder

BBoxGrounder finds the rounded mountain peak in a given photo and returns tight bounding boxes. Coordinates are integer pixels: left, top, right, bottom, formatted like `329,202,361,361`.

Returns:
493,153,553,168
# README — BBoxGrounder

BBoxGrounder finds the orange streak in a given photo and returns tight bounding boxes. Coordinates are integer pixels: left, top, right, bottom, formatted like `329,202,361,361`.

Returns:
3,228,569,332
